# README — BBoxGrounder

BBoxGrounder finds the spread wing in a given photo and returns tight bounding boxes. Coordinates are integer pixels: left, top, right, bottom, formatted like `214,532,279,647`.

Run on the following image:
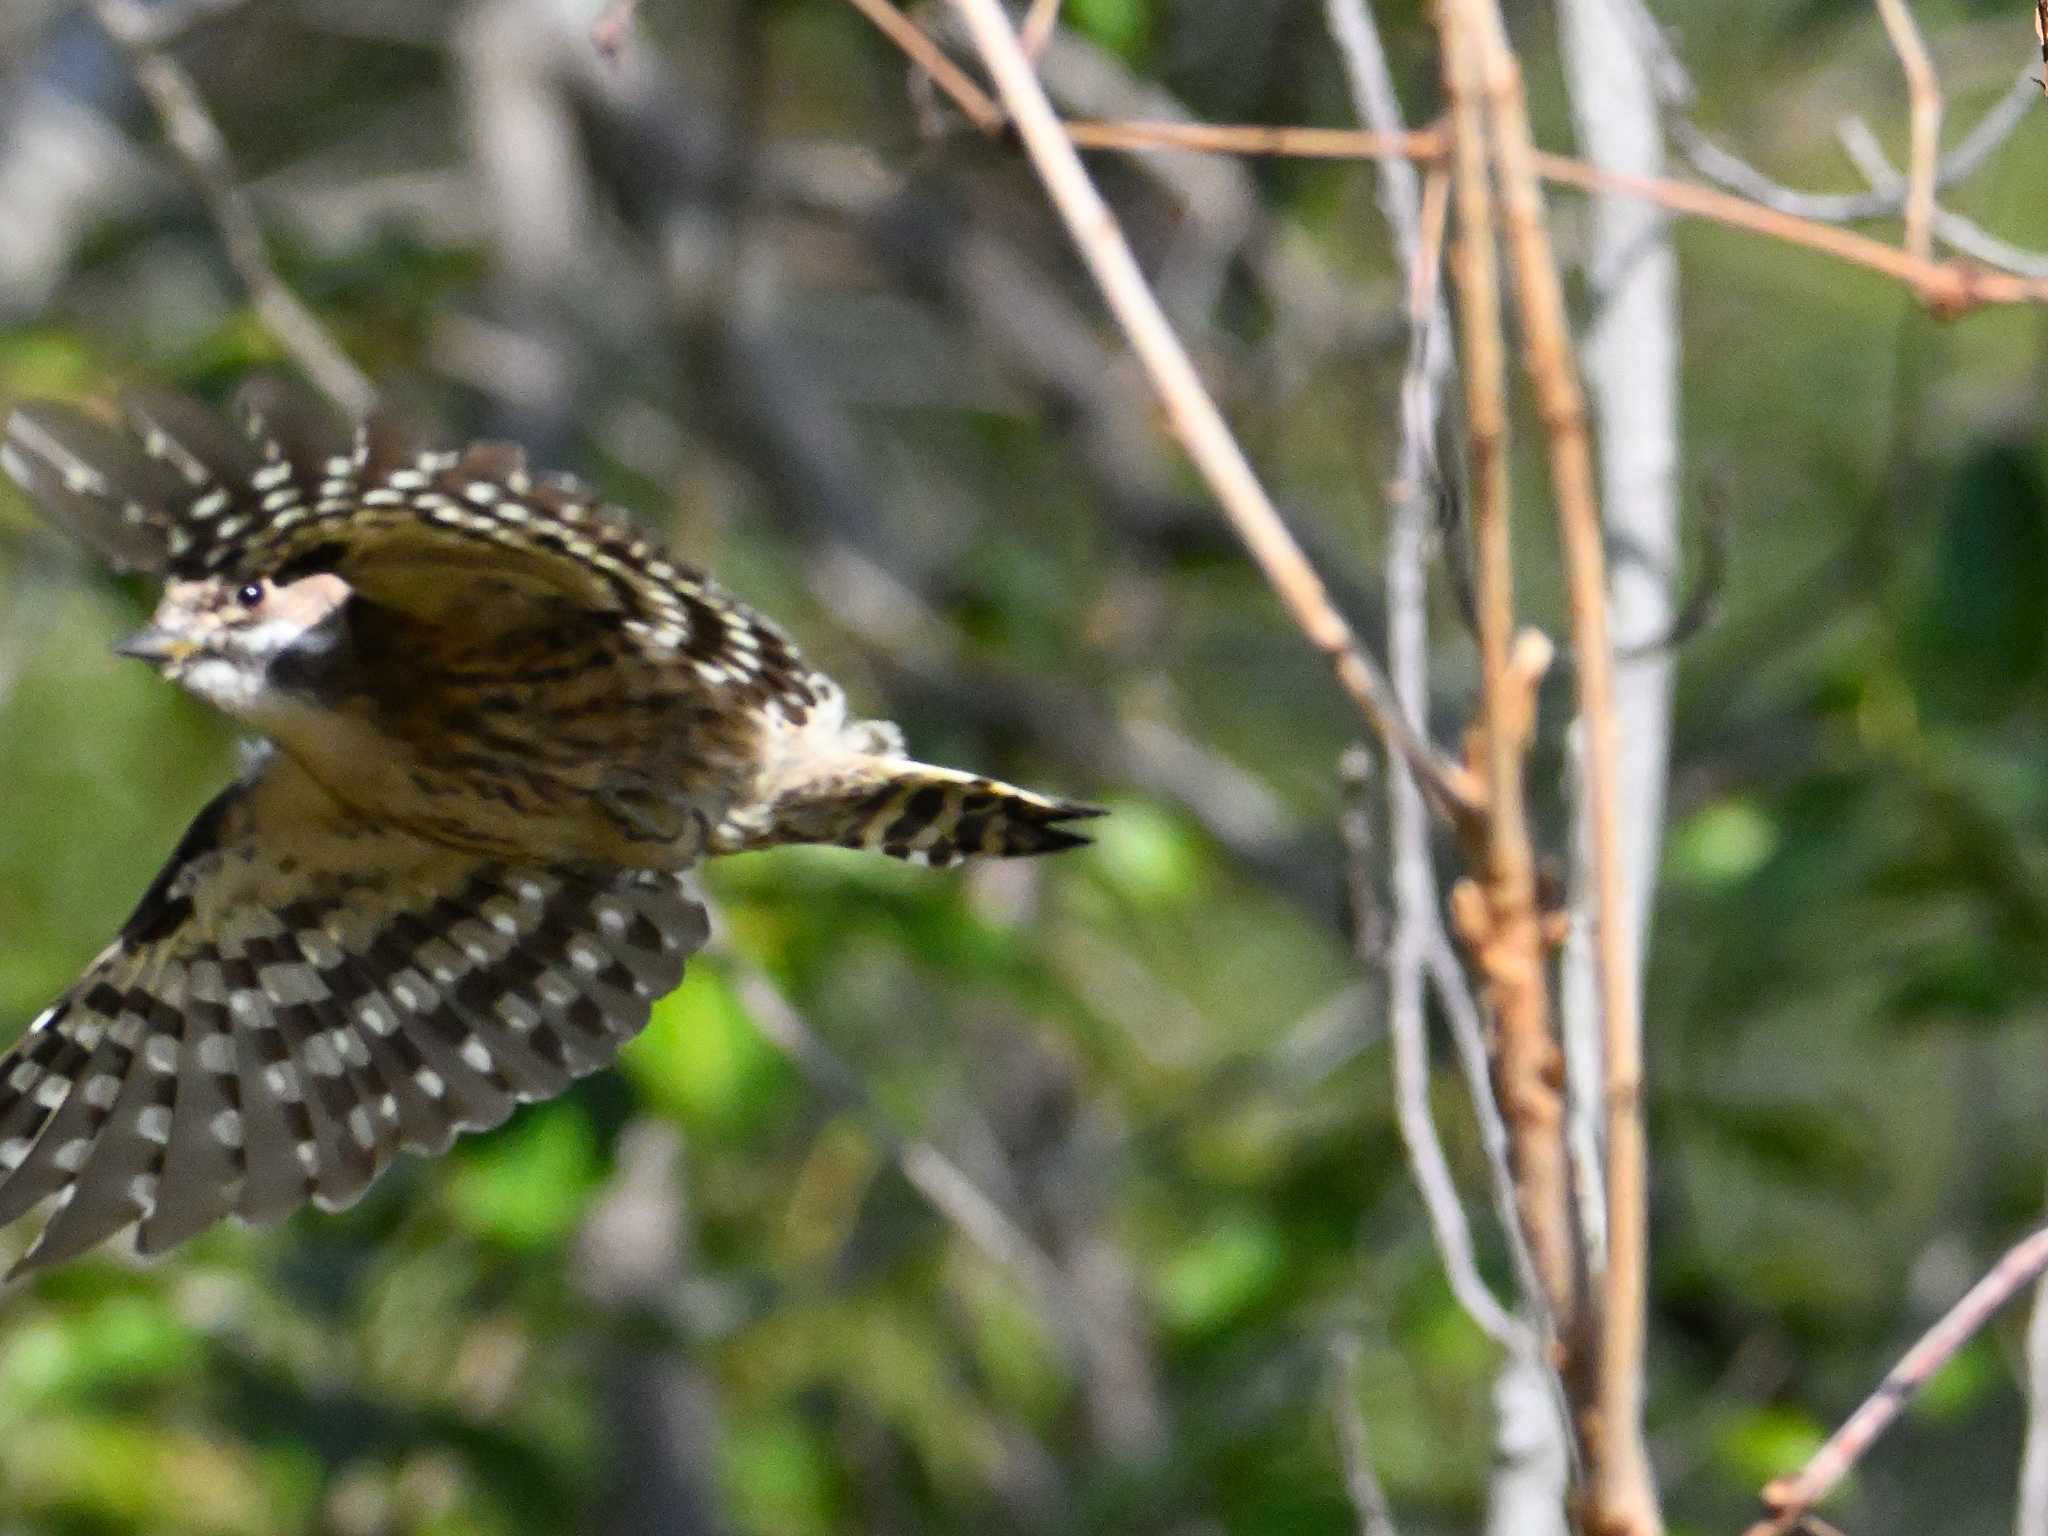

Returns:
0,751,707,1277
1,379,829,721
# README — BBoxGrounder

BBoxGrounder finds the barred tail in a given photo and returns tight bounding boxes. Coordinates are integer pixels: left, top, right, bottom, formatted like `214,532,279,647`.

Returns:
715,760,1104,867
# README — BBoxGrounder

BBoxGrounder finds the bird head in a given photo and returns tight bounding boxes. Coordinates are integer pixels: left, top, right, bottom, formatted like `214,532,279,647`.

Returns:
119,572,356,718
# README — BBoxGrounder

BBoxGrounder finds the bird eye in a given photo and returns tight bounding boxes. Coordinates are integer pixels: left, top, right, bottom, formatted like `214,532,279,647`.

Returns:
237,581,266,608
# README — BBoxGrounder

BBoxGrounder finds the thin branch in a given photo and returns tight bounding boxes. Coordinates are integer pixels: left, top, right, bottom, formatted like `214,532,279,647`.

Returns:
1461,2,1657,1528
1343,753,1526,1351
1330,1335,1402,1536
1524,145,2048,314
1871,0,1940,261
87,0,375,416
1487,1342,1573,1536
1629,0,2034,233
839,0,2044,306
1064,118,1446,160
832,0,2048,312
1433,0,1576,1344
840,0,1004,133
1057,117,2048,313
1941,67,2039,183
590,0,642,61
1836,115,2048,279
939,0,1482,831
1324,0,1538,1366
2038,3,2047,98
1020,0,1062,59
1746,1221,2048,1536
2020,1253,2048,1536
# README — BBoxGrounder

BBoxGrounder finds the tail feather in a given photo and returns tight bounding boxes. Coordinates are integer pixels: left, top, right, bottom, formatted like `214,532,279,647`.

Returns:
715,760,1103,867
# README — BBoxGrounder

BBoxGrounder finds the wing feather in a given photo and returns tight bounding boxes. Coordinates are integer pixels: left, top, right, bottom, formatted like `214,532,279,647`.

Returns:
0,753,707,1277
4,383,834,723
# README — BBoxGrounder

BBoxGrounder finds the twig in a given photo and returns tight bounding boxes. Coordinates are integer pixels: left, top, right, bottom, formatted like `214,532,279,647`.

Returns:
1461,2,1658,1528
87,0,375,416
1330,1335,1402,1536
1020,0,1062,59
1871,0,1940,262
1525,146,2047,315
1434,0,1576,1342
1555,0,1683,1319
2020,1253,2048,1536
840,0,1004,133
1836,115,2048,279
1324,0,1537,1365
1329,3,1559,1316
590,0,641,61
1488,1343,1574,1536
1746,1220,2048,1536
1342,753,1525,1351
1064,118,1445,160
1055,117,2048,313
1621,0,2033,231
833,0,2048,312
939,0,1482,830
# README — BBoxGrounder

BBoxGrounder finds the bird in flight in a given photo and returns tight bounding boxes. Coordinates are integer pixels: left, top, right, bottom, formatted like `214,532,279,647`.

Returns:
0,379,1098,1277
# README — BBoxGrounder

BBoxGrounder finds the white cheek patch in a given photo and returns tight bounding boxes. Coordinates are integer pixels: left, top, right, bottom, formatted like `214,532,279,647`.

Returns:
179,657,266,713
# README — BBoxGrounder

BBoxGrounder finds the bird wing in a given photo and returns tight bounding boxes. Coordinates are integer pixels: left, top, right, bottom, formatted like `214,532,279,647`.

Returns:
0,750,706,1277
1,379,829,720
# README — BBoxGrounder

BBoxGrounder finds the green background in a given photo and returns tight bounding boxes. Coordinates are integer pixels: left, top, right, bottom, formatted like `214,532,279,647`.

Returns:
4,0,2048,1531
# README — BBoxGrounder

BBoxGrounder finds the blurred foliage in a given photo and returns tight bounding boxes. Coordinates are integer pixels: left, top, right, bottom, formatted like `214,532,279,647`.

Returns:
2,0,2048,1533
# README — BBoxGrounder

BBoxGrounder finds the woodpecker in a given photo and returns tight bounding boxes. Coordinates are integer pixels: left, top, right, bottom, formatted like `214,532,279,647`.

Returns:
0,379,1098,1276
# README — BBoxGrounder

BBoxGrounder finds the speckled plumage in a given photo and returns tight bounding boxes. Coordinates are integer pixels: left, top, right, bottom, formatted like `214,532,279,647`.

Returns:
0,380,1097,1275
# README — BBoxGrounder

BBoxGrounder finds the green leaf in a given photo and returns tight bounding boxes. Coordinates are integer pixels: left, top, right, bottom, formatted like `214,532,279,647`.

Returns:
720,1410,840,1536
1711,1404,1828,1490
1064,0,1150,57
0,1294,200,1412
623,964,791,1136
1669,800,1779,887
1086,799,1207,910
445,1105,602,1249
1153,1212,1287,1337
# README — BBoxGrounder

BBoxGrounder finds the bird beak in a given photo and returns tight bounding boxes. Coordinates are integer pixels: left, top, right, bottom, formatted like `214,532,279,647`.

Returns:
114,627,192,666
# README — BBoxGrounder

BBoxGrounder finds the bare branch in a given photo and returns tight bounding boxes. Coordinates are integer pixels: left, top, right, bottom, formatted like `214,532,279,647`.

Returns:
1342,754,1526,1351
1618,0,2035,234
1836,115,2048,278
1020,0,1062,59
1871,0,1941,261
939,0,1482,830
1059,115,2048,312
1560,0,1684,1517
839,0,1004,133
1434,0,1576,1347
590,0,642,62
1747,1221,2048,1536
1064,118,1444,160
87,0,375,416
2021,1262,2048,1536
1460,7,1658,1525
1330,1335,1402,1536
1325,0,1539,1366
2037,3,2047,97
1486,1343,1572,1536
